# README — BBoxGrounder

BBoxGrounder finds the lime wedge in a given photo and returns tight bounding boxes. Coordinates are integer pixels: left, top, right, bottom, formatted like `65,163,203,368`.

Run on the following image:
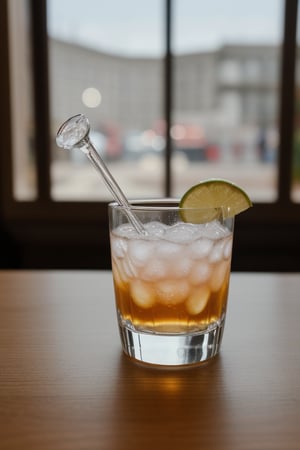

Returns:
179,179,252,223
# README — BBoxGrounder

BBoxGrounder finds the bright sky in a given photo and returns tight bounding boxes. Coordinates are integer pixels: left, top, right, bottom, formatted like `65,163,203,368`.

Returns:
47,0,283,57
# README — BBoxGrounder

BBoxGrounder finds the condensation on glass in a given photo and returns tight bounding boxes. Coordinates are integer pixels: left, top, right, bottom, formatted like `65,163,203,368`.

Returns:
47,0,164,201
171,0,283,202
8,0,37,200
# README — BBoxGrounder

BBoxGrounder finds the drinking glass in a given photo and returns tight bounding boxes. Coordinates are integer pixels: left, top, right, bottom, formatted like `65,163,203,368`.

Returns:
109,199,234,367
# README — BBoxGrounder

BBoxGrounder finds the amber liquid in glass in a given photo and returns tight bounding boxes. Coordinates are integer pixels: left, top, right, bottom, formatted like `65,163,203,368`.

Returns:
111,221,233,334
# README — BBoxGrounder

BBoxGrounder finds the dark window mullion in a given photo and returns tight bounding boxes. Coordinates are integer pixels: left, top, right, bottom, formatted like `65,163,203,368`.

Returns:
164,0,173,197
0,0,14,206
30,0,51,202
278,0,298,204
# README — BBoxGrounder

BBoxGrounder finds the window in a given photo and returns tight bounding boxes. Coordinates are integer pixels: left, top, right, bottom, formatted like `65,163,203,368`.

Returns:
1,0,300,271
172,0,282,201
7,0,37,200
46,0,283,202
48,0,165,201
292,1,300,201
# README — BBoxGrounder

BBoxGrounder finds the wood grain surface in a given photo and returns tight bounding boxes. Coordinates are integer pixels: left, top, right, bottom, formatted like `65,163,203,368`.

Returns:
0,271,299,450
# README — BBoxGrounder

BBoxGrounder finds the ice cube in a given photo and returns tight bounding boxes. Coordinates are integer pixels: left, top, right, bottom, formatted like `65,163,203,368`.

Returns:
112,257,129,285
128,239,153,268
164,223,197,243
189,238,213,259
140,258,168,281
156,279,190,305
190,261,211,285
114,223,139,238
122,257,138,280
223,237,233,260
202,220,230,239
171,256,193,278
156,241,182,259
209,240,225,264
144,221,168,237
111,236,127,259
130,279,155,308
111,257,123,286
186,286,210,315
210,261,229,292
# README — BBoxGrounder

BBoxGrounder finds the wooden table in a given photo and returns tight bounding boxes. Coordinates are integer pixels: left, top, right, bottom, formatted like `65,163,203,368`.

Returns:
0,271,299,450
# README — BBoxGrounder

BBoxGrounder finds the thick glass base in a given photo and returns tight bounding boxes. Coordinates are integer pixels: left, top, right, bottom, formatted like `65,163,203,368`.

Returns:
118,319,225,367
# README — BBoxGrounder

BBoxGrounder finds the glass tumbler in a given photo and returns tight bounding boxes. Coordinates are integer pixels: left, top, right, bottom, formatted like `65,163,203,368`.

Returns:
109,199,234,367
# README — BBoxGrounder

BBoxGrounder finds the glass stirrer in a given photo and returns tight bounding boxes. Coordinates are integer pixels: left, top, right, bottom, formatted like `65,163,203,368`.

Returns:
56,114,146,235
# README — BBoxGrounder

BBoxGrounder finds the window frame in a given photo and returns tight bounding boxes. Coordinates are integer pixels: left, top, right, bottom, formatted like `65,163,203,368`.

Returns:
1,0,300,271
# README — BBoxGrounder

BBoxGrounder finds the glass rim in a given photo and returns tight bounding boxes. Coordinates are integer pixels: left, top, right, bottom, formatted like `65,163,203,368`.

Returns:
108,198,232,213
